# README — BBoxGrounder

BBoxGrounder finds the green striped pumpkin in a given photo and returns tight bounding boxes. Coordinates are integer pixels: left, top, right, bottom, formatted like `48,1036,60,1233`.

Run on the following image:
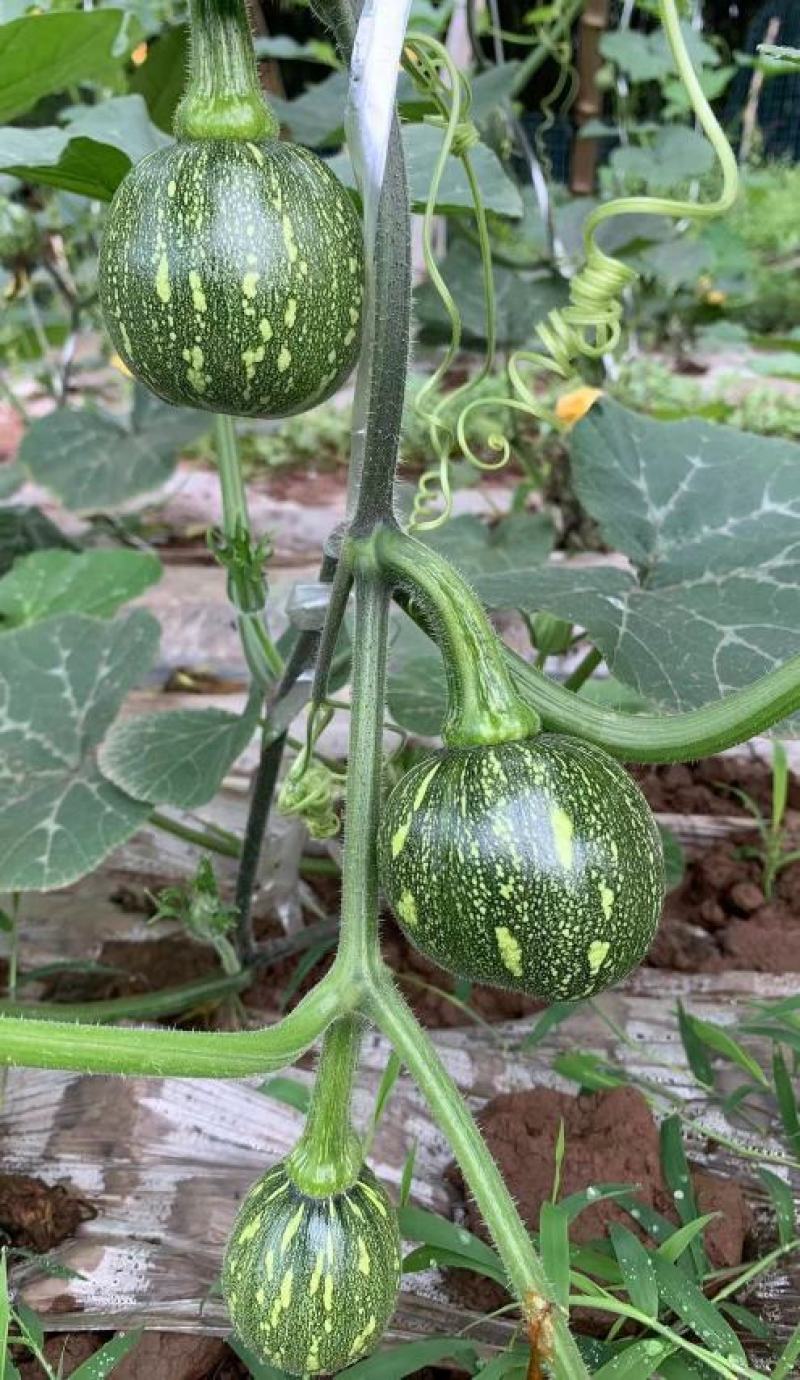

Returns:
223,1160,401,1375
378,735,664,1002
99,139,364,418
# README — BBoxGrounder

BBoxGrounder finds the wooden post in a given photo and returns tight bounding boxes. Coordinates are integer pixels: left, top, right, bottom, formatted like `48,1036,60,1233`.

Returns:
740,14,781,164
570,0,610,195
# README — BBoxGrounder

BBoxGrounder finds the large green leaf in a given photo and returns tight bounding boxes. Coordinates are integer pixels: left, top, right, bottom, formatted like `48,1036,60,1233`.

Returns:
609,127,715,193
98,693,260,809
0,611,158,890
0,10,138,123
0,507,76,577
0,96,167,200
600,23,718,84
328,124,523,219
269,71,349,147
0,549,161,628
470,399,800,721
416,239,568,346
130,24,189,133
19,396,209,511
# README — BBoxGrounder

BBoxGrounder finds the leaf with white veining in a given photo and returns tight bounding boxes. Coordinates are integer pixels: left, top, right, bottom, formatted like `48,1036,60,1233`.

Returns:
0,611,158,890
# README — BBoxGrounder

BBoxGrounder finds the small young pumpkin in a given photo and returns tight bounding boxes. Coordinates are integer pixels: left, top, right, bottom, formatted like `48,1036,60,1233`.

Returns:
223,1159,401,1376
378,734,664,1002
99,139,363,418
98,0,364,419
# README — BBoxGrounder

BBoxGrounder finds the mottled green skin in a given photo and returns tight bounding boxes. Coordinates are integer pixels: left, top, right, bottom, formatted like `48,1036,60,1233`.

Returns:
222,1160,400,1376
99,139,364,418
378,735,664,1002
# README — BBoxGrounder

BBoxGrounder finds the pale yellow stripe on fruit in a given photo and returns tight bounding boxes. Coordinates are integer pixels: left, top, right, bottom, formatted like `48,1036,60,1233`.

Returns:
495,926,523,978
551,806,574,869
281,1203,305,1251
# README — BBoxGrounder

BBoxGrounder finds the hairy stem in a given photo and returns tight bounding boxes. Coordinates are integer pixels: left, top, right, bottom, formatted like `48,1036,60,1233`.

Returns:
175,0,277,140
0,966,353,1078
287,1015,364,1194
369,974,591,1380
372,526,540,747
337,568,391,977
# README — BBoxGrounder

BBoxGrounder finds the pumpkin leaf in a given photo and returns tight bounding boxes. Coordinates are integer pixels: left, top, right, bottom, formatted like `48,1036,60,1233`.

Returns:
19,396,209,512
0,550,161,629
0,9,139,123
327,123,523,219
0,611,158,890
470,400,800,727
258,1077,311,1115
98,691,260,809
130,24,191,132
0,507,77,579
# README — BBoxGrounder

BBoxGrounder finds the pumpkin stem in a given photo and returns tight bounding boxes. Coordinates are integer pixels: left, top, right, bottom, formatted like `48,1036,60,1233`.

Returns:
174,0,278,142
367,525,541,749
286,1016,365,1197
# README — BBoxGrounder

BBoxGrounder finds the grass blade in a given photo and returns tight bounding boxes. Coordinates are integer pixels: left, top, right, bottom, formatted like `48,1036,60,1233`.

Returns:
758,1167,795,1245
651,1253,746,1363
677,1003,714,1089
70,1331,142,1378
660,1117,707,1278
539,1200,570,1312
591,1338,675,1378
772,1046,800,1157
608,1223,658,1318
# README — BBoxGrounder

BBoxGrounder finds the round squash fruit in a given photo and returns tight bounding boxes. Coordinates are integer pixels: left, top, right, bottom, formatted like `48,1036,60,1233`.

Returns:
378,735,664,1001
98,139,364,418
222,1159,401,1375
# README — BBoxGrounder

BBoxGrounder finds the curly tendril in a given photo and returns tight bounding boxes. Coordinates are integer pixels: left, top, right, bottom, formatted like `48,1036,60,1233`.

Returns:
401,32,498,532
458,0,740,458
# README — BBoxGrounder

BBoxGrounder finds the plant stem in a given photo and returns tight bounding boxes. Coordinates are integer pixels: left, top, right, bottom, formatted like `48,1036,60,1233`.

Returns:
174,0,277,140
507,644,800,763
370,975,591,1380
151,811,242,860
233,726,287,963
563,646,603,693
0,966,353,1077
286,1014,364,1194
0,971,250,1024
371,526,540,747
336,568,391,978
213,413,283,689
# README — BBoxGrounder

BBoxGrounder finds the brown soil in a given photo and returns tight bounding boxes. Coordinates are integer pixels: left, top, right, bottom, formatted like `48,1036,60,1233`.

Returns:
631,753,800,819
650,836,800,974
0,1174,95,1253
445,1086,751,1317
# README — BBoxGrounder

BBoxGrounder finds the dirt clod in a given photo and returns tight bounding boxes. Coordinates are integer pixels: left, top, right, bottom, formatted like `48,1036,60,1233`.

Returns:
448,1086,749,1269
0,1173,95,1253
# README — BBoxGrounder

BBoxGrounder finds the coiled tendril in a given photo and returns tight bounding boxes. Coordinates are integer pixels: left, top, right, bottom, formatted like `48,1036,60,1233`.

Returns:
455,0,739,465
